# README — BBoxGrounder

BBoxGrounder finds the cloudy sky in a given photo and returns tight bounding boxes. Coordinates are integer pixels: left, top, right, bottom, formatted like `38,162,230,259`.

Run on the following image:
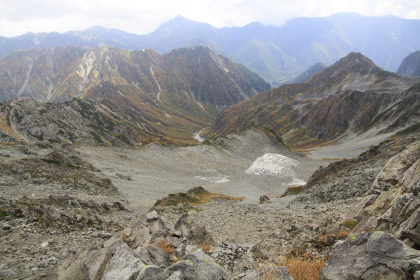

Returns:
1,0,419,37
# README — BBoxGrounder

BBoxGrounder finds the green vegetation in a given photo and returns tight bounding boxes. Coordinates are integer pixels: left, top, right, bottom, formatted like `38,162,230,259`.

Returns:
343,219,357,230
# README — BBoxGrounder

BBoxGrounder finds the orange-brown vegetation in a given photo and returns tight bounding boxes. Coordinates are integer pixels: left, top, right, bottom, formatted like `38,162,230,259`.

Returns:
281,258,325,280
157,239,175,254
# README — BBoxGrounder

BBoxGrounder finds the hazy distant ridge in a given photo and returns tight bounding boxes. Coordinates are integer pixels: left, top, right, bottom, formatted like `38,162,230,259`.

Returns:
1,13,420,84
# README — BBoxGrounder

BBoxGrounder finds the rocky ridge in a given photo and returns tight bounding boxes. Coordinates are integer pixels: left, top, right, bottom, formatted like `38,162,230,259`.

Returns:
203,53,420,147
0,98,177,146
2,14,420,84
0,46,270,141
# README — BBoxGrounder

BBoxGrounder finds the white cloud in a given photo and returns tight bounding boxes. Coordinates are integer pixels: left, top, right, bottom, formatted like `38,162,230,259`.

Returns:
0,0,419,37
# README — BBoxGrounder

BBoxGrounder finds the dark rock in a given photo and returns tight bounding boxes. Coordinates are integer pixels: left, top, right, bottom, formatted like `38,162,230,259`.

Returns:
164,260,197,280
320,231,420,280
174,213,215,246
145,245,171,268
251,242,270,260
259,195,270,204
1,222,11,231
136,265,165,280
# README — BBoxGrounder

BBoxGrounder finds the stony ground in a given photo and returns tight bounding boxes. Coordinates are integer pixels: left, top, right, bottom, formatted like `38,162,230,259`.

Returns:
0,129,417,279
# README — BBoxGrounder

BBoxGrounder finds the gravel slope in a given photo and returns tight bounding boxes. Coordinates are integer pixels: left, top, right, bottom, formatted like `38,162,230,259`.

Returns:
77,130,328,213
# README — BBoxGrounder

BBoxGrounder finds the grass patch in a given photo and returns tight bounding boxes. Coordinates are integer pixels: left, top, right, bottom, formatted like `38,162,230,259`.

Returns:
201,245,212,252
343,219,357,230
280,186,305,197
282,127,324,151
316,230,349,248
157,239,175,254
379,139,394,146
281,258,325,280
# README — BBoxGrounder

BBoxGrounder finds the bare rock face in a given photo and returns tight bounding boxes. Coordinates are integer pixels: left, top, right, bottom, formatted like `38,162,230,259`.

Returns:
320,231,420,280
346,140,420,248
102,243,145,280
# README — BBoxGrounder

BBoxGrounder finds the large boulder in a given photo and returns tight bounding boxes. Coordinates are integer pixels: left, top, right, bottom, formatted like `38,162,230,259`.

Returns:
174,213,215,246
320,231,420,280
164,250,231,280
102,243,145,280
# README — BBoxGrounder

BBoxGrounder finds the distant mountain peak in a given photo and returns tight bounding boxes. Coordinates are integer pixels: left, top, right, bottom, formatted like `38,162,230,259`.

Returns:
161,15,210,28
309,52,383,82
172,15,191,21
339,52,377,66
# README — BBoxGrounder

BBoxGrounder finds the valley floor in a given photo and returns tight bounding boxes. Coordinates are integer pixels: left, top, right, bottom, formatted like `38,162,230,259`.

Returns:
1,129,416,279
76,130,327,212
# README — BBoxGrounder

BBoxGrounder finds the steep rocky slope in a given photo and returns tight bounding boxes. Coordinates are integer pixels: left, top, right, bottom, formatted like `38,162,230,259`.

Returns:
0,98,179,146
203,53,420,147
0,46,269,141
397,50,420,77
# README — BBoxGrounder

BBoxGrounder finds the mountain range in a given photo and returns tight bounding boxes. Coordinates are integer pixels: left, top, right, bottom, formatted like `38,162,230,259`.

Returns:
0,46,269,142
1,13,420,84
202,52,420,147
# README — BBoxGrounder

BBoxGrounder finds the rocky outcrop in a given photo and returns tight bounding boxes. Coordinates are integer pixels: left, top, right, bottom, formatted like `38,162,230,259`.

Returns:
320,231,420,280
57,209,293,280
345,140,420,248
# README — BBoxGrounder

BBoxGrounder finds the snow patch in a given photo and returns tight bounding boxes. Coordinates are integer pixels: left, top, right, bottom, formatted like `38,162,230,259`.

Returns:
246,153,304,185
194,176,229,183
194,129,205,143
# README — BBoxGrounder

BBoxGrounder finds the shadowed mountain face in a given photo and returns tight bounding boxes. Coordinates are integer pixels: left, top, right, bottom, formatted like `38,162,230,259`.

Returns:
0,46,270,141
203,53,420,147
397,50,420,77
1,14,420,84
